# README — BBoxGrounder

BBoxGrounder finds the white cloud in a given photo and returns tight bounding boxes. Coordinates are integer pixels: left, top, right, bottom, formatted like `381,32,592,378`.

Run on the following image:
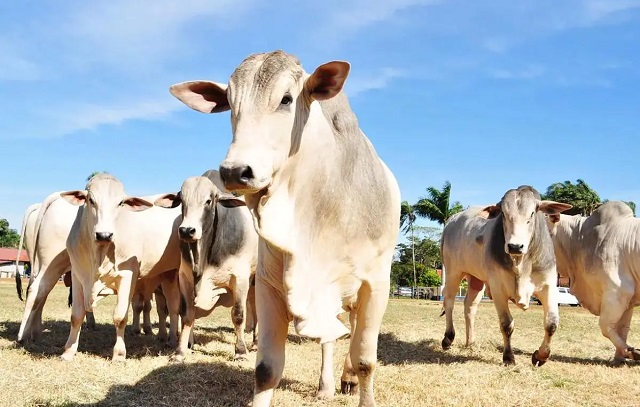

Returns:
345,67,406,96
584,0,640,22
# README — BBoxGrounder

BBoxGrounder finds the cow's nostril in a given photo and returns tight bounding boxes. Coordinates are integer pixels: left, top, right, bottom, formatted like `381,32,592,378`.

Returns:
95,232,113,242
507,243,524,254
239,166,254,181
179,227,196,239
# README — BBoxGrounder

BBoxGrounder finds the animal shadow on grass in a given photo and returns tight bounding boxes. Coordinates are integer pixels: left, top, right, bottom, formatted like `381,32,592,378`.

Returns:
194,325,315,346
0,320,176,360
377,332,490,365
36,361,310,407
493,343,614,366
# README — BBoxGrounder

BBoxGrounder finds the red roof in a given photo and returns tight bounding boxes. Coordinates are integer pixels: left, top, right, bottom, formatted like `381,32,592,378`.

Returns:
0,248,29,263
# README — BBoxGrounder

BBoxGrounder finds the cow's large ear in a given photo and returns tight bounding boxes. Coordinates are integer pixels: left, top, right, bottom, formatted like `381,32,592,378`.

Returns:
537,201,573,215
60,190,88,206
122,197,154,212
154,192,182,209
479,204,501,219
305,61,351,101
169,81,230,113
218,193,246,208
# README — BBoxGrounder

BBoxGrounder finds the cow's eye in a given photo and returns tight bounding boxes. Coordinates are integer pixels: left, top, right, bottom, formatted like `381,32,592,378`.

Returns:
530,212,535,218
88,197,95,206
205,199,212,206
281,94,293,106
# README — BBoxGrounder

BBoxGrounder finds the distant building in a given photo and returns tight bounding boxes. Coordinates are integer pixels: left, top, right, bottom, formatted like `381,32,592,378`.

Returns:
0,248,29,278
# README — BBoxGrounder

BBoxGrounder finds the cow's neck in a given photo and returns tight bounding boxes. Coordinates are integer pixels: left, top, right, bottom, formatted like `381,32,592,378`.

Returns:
78,210,111,278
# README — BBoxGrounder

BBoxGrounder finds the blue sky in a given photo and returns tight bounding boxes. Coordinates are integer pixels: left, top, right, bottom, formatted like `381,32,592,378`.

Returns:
1,0,639,239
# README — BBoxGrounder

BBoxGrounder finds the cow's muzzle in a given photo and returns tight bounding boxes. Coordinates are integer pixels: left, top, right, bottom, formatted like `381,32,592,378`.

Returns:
219,164,255,191
178,226,197,242
507,243,524,255
95,232,113,243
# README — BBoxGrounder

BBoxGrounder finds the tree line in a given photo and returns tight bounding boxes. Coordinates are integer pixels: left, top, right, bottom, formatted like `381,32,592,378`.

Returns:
393,179,636,293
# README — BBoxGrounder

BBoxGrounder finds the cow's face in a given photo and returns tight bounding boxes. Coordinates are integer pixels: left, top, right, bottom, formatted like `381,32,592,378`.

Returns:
60,174,153,244
154,176,245,243
168,50,350,194
484,187,572,257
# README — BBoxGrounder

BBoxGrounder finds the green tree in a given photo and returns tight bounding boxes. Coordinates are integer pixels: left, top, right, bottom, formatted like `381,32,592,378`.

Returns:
624,201,636,216
414,181,464,225
542,179,601,216
399,201,418,294
0,218,21,248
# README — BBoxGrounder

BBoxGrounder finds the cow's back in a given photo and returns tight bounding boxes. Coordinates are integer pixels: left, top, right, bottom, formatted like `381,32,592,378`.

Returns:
114,194,181,276
36,194,79,269
442,206,492,280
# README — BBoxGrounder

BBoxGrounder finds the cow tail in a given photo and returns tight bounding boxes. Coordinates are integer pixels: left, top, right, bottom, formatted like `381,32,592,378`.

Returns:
15,205,37,301
26,192,61,297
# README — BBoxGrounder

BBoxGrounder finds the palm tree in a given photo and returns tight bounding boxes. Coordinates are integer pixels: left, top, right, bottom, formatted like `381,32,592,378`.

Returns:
414,181,464,225
400,201,417,296
414,181,464,298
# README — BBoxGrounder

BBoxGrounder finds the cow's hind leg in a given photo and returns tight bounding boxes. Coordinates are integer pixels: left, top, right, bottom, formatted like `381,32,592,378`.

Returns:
131,293,144,336
317,340,336,399
155,289,169,342
18,263,63,343
464,276,485,347
252,280,288,407
491,289,515,365
341,309,358,395
532,284,559,367
441,270,463,350
351,279,389,407
599,291,635,365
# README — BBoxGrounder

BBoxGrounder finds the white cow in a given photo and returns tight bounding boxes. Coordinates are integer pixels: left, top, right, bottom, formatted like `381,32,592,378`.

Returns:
547,201,640,364
169,50,400,407
155,170,258,361
441,186,571,365
17,193,169,344
59,174,182,361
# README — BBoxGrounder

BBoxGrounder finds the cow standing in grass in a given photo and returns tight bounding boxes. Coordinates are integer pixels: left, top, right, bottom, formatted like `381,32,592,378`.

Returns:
168,49,401,407
440,186,571,366
547,200,640,365
59,174,182,361
155,170,258,362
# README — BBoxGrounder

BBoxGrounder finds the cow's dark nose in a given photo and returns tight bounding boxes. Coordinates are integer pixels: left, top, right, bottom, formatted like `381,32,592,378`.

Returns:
95,232,113,242
179,227,196,240
219,164,254,189
507,243,524,254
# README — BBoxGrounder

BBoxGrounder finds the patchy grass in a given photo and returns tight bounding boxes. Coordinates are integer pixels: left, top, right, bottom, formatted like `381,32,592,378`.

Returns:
1,280,640,407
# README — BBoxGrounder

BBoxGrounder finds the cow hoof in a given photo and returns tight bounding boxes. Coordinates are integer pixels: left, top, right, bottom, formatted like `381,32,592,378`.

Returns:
143,328,153,336
531,350,547,367
60,353,74,362
340,380,358,395
503,355,516,366
442,337,453,351
628,347,640,361
132,328,141,336
316,389,335,400
169,354,185,364
611,357,626,367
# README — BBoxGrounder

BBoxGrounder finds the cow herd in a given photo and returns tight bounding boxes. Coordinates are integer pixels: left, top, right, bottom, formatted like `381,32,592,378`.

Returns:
9,50,640,407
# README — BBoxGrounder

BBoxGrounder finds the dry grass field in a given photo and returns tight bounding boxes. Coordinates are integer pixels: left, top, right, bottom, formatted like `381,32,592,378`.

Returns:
1,280,640,407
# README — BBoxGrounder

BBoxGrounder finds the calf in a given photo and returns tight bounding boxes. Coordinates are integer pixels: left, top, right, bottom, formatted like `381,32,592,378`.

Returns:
441,185,571,365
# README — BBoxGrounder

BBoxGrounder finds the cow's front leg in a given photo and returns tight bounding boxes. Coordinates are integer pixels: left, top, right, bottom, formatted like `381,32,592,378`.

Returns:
252,279,288,407
317,340,336,399
231,275,251,360
351,278,389,407
464,276,485,347
112,270,135,362
340,309,358,395
161,270,181,348
532,284,559,367
172,264,195,363
441,270,463,350
155,288,169,342
61,272,86,361
491,289,515,365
